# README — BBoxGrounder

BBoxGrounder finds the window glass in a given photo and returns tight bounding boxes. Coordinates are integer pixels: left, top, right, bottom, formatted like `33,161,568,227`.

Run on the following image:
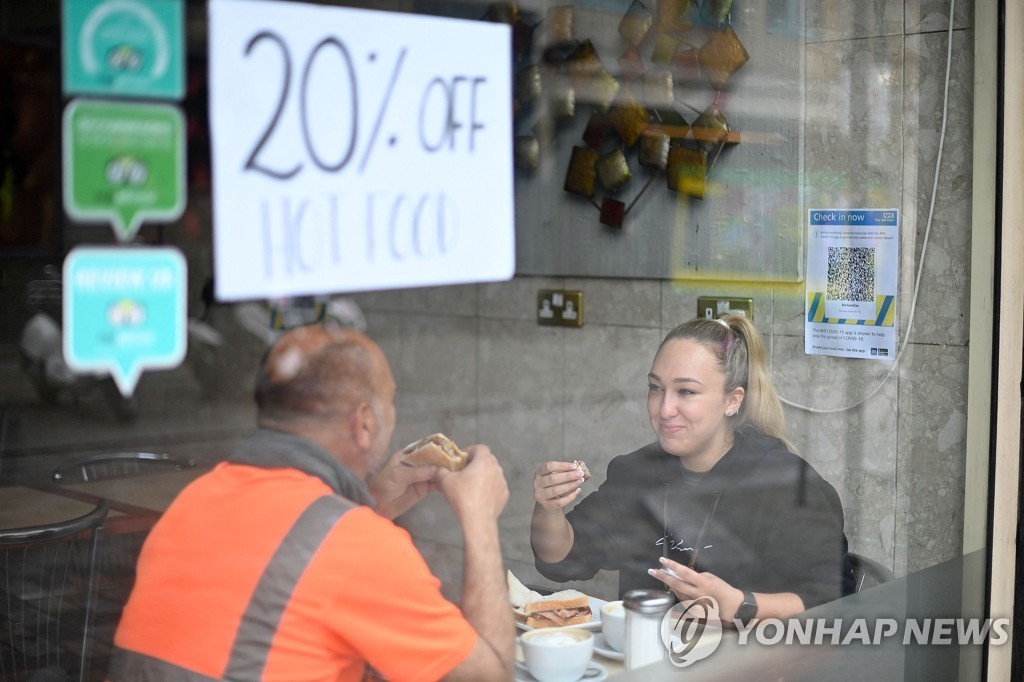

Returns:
0,1,995,679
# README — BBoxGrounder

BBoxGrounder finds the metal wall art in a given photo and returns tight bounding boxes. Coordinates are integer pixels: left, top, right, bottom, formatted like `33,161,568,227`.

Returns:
489,0,749,229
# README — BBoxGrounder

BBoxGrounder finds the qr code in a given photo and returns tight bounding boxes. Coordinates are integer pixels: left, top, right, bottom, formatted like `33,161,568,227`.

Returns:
826,246,875,302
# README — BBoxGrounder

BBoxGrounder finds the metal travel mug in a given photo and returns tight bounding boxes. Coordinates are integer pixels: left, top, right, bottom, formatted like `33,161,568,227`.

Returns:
623,589,675,671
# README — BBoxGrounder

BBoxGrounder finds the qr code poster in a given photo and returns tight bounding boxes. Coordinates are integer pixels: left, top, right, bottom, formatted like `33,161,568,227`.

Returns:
805,209,898,360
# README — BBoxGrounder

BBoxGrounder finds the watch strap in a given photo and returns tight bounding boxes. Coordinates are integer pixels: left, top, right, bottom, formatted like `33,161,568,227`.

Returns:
736,590,758,625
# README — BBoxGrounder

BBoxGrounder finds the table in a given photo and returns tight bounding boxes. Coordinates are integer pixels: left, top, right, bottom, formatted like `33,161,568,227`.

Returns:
0,486,123,530
0,466,210,533
589,649,624,677
55,467,209,515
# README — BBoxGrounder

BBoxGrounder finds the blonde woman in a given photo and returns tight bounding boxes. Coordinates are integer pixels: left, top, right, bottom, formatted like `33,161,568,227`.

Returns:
531,315,852,626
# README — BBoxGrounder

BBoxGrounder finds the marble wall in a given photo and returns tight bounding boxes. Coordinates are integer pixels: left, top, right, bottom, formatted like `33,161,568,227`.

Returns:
351,0,977,601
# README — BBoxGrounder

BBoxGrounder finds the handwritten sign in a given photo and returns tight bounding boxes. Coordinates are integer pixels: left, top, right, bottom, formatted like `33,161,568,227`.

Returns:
207,0,514,301
64,246,187,397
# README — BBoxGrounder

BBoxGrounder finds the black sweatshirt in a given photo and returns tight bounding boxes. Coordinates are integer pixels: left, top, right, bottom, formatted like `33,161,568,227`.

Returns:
535,426,854,607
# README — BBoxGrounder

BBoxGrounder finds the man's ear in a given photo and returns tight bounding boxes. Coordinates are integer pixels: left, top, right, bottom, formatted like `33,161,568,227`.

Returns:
353,401,376,451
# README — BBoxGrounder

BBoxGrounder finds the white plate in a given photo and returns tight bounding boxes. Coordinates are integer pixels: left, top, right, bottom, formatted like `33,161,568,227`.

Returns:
515,660,608,682
591,633,624,661
515,597,607,632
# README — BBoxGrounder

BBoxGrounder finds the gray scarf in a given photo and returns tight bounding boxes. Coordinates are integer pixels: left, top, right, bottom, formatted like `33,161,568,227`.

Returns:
228,428,376,508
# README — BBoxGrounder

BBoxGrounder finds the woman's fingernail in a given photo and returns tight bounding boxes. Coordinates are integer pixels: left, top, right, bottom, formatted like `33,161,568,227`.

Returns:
648,569,657,576
575,487,582,494
659,557,668,564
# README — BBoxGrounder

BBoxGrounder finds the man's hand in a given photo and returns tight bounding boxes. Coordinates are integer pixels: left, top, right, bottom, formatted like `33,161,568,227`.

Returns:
368,449,438,520
437,445,509,524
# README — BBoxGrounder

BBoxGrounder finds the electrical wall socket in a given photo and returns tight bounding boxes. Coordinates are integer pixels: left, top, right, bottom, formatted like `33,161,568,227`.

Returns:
697,296,754,321
537,289,584,327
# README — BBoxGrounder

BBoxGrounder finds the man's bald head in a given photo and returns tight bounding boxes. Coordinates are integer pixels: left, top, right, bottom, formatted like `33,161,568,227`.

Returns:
254,324,386,428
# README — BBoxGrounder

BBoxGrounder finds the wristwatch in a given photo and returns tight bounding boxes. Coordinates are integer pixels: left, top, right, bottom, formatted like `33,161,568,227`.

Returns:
735,590,758,625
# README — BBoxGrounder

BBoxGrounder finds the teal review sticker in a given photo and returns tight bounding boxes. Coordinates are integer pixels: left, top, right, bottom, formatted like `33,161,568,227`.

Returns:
63,246,187,397
63,99,185,241
63,0,184,99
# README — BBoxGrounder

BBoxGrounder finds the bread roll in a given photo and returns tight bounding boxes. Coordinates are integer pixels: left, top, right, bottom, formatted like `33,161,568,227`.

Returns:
400,433,468,471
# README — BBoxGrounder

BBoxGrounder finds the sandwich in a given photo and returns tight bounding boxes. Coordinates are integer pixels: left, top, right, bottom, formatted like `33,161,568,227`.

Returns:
522,591,592,629
508,570,593,628
400,433,469,471
574,460,591,482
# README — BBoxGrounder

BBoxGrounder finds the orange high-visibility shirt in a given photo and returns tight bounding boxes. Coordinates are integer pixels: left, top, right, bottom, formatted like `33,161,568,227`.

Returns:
110,462,476,682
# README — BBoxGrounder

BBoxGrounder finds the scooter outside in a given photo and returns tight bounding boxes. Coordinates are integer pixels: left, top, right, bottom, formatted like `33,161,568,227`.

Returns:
19,266,140,422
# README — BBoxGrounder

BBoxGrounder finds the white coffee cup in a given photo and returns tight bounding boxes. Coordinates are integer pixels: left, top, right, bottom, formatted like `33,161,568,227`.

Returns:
600,600,625,652
520,628,594,682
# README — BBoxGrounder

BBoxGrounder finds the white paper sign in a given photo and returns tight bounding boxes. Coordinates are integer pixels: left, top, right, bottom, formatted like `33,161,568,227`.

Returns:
805,209,899,360
208,0,514,301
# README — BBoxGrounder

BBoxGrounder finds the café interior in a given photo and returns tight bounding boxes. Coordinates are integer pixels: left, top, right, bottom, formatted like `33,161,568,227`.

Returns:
1,0,1022,680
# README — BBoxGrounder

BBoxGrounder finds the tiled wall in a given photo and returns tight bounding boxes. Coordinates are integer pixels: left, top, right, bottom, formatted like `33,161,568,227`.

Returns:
353,0,976,601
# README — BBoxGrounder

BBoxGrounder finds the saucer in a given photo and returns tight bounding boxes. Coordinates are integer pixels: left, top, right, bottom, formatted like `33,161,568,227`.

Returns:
591,633,624,661
514,660,608,682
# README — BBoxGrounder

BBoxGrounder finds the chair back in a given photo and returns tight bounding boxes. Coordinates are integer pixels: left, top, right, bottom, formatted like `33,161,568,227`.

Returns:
848,552,895,592
0,501,109,682
52,452,196,483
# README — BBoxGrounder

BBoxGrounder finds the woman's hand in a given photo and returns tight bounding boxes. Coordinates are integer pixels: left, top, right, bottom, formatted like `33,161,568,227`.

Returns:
648,557,744,625
533,460,587,513
650,557,807,625
530,461,585,563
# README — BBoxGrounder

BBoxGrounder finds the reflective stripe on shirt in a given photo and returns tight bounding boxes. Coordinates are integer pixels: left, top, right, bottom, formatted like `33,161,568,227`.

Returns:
109,494,354,681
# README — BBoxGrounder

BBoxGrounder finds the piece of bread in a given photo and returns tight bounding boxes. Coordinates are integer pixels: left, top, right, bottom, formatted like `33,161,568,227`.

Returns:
508,570,544,624
574,460,591,482
400,433,468,471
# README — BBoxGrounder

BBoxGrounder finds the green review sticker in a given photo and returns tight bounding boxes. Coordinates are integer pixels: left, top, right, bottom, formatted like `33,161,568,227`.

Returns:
63,99,185,241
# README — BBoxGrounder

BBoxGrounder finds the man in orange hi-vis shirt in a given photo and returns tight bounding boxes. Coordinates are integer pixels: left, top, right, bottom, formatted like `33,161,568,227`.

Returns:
107,324,514,682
